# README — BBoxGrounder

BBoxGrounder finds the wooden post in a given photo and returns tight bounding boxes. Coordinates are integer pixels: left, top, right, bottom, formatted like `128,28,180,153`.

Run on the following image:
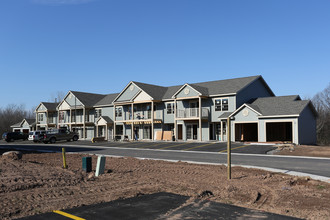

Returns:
174,100,177,141
151,101,154,141
62,148,67,169
227,117,231,180
199,97,202,141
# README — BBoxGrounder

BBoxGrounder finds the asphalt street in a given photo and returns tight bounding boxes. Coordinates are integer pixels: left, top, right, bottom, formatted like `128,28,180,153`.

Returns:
1,140,329,179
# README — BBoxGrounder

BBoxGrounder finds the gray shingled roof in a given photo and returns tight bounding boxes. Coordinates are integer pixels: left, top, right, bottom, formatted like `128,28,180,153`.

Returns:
10,122,21,128
133,81,168,101
218,112,233,119
95,93,120,106
71,91,106,107
42,102,59,111
190,75,261,96
162,85,182,100
100,116,113,124
248,95,311,116
25,119,36,125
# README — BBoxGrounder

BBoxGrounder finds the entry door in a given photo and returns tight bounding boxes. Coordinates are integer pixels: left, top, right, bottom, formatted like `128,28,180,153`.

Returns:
134,126,140,140
143,125,151,140
187,124,198,140
178,124,183,140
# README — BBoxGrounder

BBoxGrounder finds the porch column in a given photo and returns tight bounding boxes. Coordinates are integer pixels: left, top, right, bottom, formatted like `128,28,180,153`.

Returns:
69,109,72,131
46,111,49,130
83,108,86,139
151,101,154,141
131,103,134,140
35,112,38,130
106,124,108,140
221,121,223,142
174,99,177,141
96,124,98,137
199,97,202,141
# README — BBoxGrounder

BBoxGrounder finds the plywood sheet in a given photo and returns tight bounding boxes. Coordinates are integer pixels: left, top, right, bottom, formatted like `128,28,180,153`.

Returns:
162,131,173,141
155,131,163,140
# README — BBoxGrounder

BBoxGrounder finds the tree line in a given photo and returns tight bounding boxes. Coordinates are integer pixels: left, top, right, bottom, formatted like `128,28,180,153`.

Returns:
0,104,34,136
312,83,330,145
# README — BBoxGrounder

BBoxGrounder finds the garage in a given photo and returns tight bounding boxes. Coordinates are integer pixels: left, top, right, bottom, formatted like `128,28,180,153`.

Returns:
266,122,292,142
235,123,258,142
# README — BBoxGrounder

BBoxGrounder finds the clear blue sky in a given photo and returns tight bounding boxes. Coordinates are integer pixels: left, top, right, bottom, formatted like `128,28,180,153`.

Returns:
1,0,329,111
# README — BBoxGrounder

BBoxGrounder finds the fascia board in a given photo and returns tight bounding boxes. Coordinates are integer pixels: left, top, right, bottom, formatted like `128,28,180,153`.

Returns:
258,114,300,119
209,93,236,97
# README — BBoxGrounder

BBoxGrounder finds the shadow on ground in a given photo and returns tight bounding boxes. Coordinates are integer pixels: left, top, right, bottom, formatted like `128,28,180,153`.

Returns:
19,192,300,220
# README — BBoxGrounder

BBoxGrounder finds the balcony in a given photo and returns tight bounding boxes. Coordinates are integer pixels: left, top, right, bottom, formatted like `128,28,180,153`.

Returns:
176,108,209,119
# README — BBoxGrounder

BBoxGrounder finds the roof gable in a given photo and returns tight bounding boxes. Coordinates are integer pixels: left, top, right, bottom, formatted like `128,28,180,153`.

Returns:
172,84,203,98
134,90,153,102
114,82,141,103
36,103,46,112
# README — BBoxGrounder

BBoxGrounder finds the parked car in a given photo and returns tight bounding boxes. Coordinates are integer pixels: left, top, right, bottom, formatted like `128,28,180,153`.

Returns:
28,131,46,142
43,128,79,144
2,132,28,142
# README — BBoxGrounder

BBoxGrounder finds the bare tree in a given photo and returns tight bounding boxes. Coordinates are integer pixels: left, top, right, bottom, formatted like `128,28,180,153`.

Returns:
312,83,330,145
49,91,65,103
0,104,33,135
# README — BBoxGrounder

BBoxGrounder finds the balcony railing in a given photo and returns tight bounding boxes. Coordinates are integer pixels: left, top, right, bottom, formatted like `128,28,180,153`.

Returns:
176,108,209,119
120,111,162,121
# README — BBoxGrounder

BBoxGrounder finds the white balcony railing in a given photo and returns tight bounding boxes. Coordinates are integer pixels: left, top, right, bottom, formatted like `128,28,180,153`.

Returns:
176,108,209,119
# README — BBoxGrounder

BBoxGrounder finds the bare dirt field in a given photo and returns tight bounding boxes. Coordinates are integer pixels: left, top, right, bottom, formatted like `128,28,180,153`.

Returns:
274,144,330,158
1,149,330,220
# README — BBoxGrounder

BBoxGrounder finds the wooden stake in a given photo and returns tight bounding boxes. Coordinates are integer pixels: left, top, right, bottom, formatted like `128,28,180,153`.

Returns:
62,147,67,169
227,117,231,180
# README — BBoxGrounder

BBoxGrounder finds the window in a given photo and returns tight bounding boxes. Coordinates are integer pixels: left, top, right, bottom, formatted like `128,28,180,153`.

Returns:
214,98,229,111
38,113,43,122
115,107,122,117
215,100,221,111
222,99,228,111
167,103,174,114
95,109,102,119
59,112,64,122
85,110,90,122
48,113,54,123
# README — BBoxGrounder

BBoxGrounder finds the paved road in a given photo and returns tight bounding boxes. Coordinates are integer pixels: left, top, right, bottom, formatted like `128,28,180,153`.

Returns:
1,141,329,179
0,139,277,154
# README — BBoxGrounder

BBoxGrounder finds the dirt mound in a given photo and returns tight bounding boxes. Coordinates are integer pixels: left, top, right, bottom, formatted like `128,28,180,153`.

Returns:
0,151,329,220
2,151,22,160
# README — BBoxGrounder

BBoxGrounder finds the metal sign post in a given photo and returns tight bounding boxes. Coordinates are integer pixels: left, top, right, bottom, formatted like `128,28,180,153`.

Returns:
227,117,231,180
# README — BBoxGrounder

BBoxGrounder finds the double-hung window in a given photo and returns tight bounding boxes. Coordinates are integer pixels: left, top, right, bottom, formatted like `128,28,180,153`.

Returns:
214,98,229,111
215,100,221,111
166,103,174,114
95,109,102,119
115,107,122,117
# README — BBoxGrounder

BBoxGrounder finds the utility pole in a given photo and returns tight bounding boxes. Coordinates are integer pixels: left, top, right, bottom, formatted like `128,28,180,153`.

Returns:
227,117,231,180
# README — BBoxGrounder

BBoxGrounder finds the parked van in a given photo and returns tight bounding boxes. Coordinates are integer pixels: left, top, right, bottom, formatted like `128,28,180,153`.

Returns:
28,131,46,142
